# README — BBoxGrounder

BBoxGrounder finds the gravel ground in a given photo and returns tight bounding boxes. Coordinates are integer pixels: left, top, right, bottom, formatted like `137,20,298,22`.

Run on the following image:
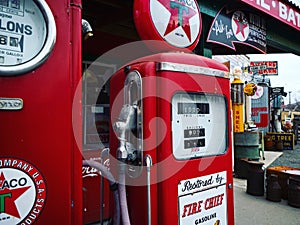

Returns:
234,144,300,225
267,144,300,169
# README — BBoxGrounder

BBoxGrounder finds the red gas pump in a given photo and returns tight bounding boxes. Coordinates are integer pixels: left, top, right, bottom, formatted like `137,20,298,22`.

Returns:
109,52,234,225
107,0,234,224
0,0,235,224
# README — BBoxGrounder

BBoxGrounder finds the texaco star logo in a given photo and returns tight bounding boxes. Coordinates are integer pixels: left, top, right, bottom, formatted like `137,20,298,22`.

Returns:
150,0,201,48
0,158,46,225
231,11,249,42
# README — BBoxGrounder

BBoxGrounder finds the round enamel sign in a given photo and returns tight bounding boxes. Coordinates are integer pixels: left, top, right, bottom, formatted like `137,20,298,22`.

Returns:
0,158,47,224
133,0,202,51
0,0,56,76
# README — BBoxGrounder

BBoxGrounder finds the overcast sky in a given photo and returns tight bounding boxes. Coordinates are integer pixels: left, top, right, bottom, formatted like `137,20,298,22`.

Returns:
247,53,300,104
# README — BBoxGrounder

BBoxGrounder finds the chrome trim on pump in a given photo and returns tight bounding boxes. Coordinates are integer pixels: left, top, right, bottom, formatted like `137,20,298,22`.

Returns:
145,155,152,225
156,62,229,78
0,98,23,110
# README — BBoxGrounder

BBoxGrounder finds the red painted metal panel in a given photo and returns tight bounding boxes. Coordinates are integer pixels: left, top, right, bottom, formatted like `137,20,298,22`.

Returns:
82,149,110,224
240,0,300,31
156,70,234,225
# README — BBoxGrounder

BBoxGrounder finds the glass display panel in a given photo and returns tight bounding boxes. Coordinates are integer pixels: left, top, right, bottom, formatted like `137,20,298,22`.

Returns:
172,92,228,159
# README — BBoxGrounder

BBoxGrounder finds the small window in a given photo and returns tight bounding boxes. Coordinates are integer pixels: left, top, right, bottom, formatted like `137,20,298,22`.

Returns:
172,92,228,160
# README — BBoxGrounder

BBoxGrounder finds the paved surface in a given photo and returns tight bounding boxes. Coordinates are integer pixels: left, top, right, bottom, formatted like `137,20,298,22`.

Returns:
234,145,300,225
91,147,300,225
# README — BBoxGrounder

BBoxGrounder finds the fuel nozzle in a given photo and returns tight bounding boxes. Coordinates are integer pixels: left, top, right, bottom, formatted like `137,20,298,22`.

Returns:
114,104,137,161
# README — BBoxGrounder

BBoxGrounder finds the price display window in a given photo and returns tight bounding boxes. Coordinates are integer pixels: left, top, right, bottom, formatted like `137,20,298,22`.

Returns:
172,92,228,160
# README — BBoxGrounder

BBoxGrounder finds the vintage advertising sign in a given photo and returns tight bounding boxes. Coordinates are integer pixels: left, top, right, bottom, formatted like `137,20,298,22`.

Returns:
207,8,266,53
233,105,245,132
133,0,202,51
266,132,294,150
251,85,270,133
240,0,300,31
178,171,227,225
251,84,264,99
271,87,284,95
249,61,278,75
0,158,47,224
0,0,56,76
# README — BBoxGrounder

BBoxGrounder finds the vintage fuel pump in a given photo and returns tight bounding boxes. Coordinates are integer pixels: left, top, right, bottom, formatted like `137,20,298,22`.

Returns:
0,0,82,224
107,0,234,224
231,66,245,133
109,52,234,225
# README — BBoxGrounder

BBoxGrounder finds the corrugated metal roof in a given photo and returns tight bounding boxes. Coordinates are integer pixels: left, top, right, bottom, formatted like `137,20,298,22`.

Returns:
286,0,300,8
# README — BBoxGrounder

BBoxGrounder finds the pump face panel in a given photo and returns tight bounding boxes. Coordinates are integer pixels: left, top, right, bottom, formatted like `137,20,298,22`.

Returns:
172,92,227,160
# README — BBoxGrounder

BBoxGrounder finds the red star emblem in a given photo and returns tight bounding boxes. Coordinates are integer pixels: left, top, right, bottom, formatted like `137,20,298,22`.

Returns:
0,172,31,218
158,0,197,41
233,13,248,38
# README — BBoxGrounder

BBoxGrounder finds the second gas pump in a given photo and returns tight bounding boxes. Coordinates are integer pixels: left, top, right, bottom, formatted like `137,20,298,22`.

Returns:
108,1,235,224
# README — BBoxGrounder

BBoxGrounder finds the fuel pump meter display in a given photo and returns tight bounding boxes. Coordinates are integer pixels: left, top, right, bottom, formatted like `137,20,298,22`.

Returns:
184,128,205,138
172,93,228,159
178,102,210,114
0,0,56,75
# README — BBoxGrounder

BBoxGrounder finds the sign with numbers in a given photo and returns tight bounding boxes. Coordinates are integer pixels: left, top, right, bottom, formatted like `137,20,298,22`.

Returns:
0,0,56,76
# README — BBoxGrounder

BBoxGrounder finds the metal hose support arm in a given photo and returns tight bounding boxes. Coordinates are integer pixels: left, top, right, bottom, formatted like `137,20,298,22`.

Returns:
145,155,152,225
